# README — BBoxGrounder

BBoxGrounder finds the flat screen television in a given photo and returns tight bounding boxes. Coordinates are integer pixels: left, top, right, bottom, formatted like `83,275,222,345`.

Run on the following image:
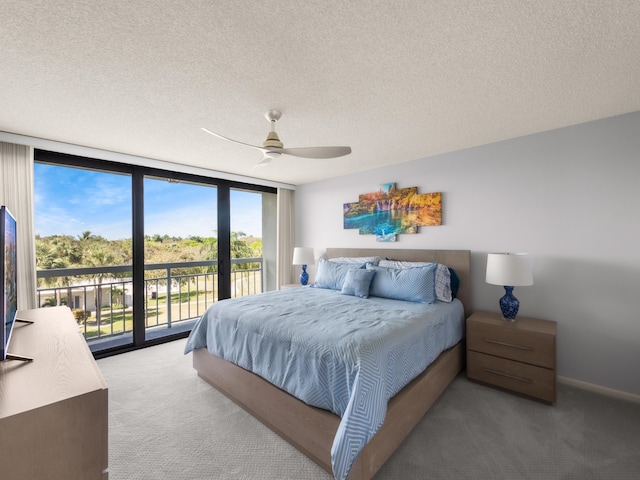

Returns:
1,205,32,362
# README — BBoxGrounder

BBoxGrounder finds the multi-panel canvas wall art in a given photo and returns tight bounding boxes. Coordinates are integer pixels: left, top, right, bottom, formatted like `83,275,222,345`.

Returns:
343,183,442,242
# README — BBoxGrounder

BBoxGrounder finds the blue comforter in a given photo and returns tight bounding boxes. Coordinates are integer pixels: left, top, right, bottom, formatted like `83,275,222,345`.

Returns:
184,287,464,480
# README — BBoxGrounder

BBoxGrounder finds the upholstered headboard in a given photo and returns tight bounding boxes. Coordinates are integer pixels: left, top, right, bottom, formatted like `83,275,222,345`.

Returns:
325,248,472,318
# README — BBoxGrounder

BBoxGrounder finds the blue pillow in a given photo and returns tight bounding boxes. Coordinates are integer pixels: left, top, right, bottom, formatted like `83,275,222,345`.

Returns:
379,259,452,302
340,269,376,298
366,263,437,304
312,257,363,291
449,267,460,298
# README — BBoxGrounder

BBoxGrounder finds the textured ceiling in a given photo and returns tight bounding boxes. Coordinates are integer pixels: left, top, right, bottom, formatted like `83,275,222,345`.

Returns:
1,1,639,186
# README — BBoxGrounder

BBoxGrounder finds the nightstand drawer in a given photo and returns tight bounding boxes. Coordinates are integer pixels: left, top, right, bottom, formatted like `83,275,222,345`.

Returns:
467,351,556,403
467,320,555,369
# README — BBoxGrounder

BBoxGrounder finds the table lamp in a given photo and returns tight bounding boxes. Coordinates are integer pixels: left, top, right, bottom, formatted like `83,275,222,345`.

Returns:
292,247,315,286
486,253,533,321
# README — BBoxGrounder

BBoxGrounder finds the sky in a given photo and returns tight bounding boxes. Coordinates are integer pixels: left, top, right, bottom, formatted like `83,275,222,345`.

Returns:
34,163,264,240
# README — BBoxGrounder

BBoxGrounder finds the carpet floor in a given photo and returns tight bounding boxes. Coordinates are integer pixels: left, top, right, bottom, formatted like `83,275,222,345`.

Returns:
98,339,640,480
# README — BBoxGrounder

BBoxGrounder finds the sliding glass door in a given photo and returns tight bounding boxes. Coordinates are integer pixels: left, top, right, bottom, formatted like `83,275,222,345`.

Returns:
143,175,217,341
34,159,135,350
230,188,278,294
34,150,277,356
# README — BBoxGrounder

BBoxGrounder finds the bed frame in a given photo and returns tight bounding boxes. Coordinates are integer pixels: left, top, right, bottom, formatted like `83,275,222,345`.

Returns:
192,248,472,479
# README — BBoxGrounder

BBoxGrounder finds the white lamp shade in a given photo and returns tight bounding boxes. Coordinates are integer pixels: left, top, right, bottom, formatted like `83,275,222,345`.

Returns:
486,253,533,287
292,247,315,265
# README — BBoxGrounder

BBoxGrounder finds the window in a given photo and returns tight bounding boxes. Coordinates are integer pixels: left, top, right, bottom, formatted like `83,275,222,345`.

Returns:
34,150,276,356
34,161,134,348
143,175,217,342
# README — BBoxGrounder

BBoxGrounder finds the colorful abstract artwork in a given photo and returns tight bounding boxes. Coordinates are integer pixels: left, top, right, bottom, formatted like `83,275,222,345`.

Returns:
343,183,442,242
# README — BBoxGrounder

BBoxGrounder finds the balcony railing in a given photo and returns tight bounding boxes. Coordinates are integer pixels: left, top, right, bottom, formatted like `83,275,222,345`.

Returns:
36,258,263,342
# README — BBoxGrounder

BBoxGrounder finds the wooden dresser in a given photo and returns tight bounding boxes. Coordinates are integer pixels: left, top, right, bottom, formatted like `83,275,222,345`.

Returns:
466,310,557,404
0,306,108,479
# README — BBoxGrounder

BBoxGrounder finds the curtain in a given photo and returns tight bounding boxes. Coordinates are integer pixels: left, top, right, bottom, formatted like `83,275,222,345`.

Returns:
0,142,37,310
275,187,295,287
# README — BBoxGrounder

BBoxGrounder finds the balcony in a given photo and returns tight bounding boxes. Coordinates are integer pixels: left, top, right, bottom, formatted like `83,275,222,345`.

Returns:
36,258,263,350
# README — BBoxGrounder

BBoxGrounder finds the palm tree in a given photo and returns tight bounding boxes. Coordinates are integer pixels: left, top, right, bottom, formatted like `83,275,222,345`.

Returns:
35,244,68,304
78,231,93,242
84,248,116,325
36,244,68,272
231,231,255,271
200,235,218,274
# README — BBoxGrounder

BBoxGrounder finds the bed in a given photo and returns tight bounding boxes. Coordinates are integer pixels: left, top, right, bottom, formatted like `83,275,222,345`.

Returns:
185,248,472,480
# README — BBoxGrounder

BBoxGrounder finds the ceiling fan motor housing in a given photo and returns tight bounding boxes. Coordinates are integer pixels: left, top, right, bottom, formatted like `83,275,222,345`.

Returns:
263,131,283,148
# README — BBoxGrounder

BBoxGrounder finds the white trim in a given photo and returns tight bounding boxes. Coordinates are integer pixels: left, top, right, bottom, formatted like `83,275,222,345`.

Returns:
0,131,296,191
558,376,640,404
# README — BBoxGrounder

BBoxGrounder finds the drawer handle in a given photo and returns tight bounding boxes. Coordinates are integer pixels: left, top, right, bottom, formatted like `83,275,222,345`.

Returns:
483,368,533,384
482,338,533,351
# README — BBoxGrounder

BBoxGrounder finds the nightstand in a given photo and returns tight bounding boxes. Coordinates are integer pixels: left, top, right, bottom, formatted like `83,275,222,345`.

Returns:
466,311,557,404
279,283,303,290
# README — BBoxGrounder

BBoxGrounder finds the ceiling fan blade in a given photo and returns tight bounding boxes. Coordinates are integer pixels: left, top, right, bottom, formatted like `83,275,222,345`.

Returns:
201,127,263,151
253,151,281,168
279,146,352,159
253,157,272,168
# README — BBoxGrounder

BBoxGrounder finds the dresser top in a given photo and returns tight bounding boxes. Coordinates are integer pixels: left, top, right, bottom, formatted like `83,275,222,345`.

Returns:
0,307,107,419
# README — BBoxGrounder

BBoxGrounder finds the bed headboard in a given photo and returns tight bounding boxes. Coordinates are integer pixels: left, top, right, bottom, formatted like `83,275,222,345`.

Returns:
325,248,472,318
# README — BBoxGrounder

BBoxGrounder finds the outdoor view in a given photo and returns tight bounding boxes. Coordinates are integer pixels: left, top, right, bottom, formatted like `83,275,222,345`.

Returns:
34,162,267,346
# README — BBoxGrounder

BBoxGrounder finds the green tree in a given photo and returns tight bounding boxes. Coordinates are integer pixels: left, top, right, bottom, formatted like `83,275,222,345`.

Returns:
78,231,93,242
35,243,68,293
84,248,116,325
200,236,218,274
231,231,256,270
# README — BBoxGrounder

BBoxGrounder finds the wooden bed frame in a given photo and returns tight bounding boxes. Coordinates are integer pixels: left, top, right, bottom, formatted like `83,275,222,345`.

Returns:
192,248,472,479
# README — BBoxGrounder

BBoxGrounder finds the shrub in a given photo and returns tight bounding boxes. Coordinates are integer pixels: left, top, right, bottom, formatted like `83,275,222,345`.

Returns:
72,309,91,324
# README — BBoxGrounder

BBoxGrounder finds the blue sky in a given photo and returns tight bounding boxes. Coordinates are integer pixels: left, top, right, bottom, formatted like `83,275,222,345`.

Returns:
34,163,264,240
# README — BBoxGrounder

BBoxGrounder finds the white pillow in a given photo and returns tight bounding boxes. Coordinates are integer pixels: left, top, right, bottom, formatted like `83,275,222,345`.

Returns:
328,256,380,265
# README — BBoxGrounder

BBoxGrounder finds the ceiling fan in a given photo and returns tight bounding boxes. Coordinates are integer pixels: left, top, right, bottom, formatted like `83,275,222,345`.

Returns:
202,110,352,167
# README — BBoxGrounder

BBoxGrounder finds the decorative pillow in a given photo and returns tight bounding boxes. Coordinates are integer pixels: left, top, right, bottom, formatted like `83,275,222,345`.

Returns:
448,267,460,298
435,265,452,302
378,259,453,302
340,269,376,298
328,256,380,266
366,263,437,304
312,257,363,291
378,259,431,269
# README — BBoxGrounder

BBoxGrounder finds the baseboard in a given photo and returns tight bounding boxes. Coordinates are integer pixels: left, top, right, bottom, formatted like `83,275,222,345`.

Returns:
558,376,640,404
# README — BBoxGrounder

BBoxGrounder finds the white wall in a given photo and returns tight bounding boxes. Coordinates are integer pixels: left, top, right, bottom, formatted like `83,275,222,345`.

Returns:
295,112,640,396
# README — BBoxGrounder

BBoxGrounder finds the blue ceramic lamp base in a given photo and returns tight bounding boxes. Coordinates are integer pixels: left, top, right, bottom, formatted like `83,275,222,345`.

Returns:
499,286,520,321
299,264,309,286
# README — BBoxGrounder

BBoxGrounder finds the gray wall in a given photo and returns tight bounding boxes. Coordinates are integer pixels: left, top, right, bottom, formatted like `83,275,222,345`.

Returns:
294,112,640,396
